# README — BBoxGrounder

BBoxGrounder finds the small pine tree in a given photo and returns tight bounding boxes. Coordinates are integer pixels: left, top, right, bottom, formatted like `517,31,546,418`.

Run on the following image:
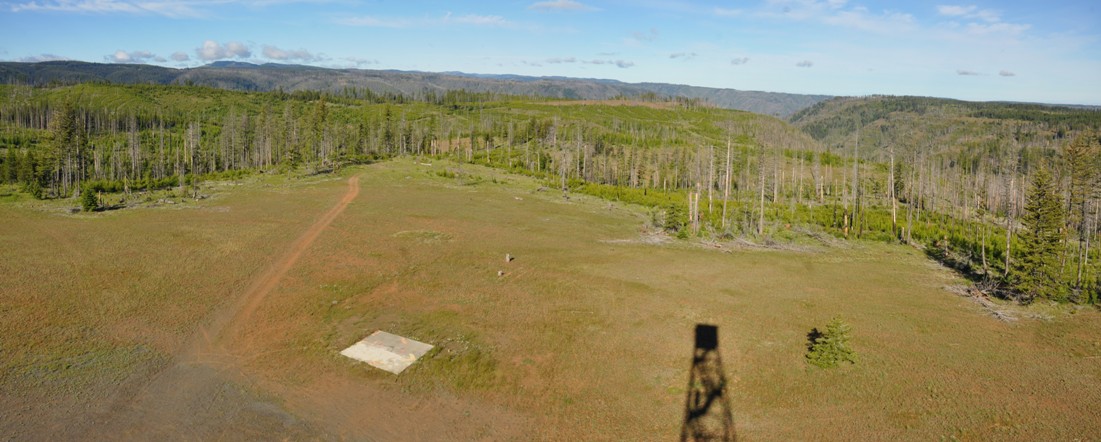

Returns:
806,316,857,368
1013,167,1066,302
81,188,99,212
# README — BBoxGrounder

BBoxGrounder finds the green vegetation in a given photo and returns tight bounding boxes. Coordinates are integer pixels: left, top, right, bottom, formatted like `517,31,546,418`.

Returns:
2,84,1099,304
792,95,1101,304
805,317,857,369
1014,168,1066,302
79,187,97,212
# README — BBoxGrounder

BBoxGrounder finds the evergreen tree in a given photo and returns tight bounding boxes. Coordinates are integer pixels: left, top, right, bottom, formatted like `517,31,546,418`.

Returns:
1,148,13,184
1013,167,1066,302
806,316,857,368
80,187,98,212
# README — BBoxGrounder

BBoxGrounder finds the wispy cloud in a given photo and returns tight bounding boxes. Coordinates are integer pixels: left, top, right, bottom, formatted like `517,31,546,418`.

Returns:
935,4,1029,35
760,0,916,35
9,0,204,17
796,60,814,68
546,57,577,64
730,57,749,65
962,21,1030,35
171,51,190,62
8,0,333,18
106,49,161,63
528,0,595,12
446,12,509,26
956,69,980,76
345,57,379,67
669,52,697,60
335,15,409,28
626,27,659,44
998,70,1015,77
713,7,741,17
17,53,67,62
262,45,323,63
936,4,1000,22
196,40,251,61
583,59,634,68
337,12,514,28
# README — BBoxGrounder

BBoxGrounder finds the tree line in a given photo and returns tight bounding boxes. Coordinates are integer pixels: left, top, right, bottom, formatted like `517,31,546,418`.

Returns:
1,83,1098,304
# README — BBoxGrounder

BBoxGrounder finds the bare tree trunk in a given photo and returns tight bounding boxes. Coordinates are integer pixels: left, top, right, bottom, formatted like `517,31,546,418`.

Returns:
693,182,701,235
722,138,732,230
707,145,714,216
1005,176,1015,278
758,149,766,236
889,145,897,239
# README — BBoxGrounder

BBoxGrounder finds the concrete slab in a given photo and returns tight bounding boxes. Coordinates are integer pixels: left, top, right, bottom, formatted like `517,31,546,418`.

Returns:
340,331,434,374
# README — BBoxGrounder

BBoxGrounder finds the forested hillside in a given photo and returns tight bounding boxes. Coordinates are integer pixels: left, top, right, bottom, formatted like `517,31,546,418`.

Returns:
0,61,830,117
1,84,1098,303
792,95,1101,302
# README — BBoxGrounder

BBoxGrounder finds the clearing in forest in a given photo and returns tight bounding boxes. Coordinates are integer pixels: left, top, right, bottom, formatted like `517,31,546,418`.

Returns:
1,159,1099,440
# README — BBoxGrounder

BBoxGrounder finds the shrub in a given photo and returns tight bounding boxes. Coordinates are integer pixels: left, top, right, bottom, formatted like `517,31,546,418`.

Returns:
806,316,857,368
80,188,99,212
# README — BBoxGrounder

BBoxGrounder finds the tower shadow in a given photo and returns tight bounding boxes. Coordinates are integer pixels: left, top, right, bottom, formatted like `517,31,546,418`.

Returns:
680,324,736,442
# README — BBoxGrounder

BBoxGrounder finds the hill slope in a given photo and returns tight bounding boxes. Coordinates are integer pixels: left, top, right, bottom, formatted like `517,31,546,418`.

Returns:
789,95,1101,163
0,61,830,117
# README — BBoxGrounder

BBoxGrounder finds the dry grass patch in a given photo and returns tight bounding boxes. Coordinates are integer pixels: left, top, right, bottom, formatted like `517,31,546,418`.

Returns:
3,158,1100,440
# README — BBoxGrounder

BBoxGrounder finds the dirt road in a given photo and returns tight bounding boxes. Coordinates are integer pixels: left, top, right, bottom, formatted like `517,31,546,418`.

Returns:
81,176,361,440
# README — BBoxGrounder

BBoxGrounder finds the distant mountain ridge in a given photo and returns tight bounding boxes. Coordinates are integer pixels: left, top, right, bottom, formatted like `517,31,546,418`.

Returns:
0,61,831,117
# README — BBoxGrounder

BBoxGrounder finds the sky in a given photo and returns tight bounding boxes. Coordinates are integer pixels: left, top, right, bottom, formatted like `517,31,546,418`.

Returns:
1,0,1099,105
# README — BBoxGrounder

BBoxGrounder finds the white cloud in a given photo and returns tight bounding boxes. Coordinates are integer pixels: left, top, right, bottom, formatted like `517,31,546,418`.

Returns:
760,1,916,35
528,0,595,12
262,45,322,63
822,8,915,33
8,0,333,18
998,70,1015,77
171,51,190,62
107,49,157,63
335,15,409,28
936,4,1000,22
225,41,250,57
196,40,251,61
445,12,509,26
935,4,1026,35
796,60,814,67
9,0,203,17
936,5,975,17
337,12,513,28
956,69,980,75
582,59,634,68
625,27,656,45
964,22,1030,35
669,52,697,60
730,57,750,65
17,53,67,62
713,7,741,17
546,57,577,64
345,57,379,67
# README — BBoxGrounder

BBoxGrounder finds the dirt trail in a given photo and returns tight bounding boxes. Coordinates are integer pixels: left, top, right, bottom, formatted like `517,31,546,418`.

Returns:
195,175,361,359
81,176,361,441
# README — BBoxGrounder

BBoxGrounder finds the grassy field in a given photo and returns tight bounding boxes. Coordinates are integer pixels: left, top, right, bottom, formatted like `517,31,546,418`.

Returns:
1,159,1099,440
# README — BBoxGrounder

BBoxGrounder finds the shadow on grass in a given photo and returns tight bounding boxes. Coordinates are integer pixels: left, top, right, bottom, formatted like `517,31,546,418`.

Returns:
806,327,823,352
680,324,735,442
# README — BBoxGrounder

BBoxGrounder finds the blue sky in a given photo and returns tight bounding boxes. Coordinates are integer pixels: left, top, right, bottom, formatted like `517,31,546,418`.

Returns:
1,0,1099,104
